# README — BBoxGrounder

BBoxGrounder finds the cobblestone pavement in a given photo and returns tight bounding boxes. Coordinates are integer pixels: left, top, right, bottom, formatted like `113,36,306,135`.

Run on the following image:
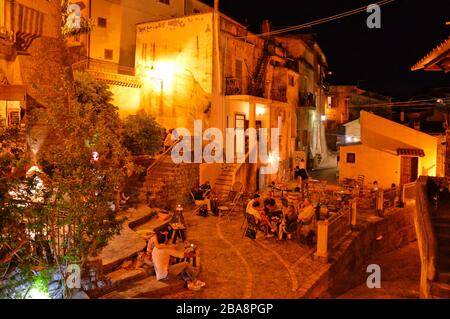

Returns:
164,207,326,299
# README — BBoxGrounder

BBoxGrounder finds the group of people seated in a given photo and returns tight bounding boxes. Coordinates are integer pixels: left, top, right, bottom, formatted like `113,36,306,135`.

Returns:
246,191,316,240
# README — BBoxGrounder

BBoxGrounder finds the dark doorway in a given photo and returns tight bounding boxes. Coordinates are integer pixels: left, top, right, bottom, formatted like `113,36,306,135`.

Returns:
400,157,419,184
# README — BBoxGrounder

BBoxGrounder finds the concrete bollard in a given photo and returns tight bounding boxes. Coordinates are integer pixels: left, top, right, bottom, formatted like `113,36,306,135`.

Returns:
314,220,329,263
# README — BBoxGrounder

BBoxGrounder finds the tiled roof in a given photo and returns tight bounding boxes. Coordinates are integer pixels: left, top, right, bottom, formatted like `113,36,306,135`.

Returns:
411,36,450,71
397,148,425,157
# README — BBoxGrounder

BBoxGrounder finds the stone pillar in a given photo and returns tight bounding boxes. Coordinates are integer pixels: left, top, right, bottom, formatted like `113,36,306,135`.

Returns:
315,220,329,263
249,100,256,129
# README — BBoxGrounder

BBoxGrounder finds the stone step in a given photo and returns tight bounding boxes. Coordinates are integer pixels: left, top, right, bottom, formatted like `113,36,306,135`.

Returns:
432,216,450,223
106,268,150,289
431,281,450,299
438,272,450,284
99,277,185,299
437,233,450,241
433,222,450,228
437,258,450,273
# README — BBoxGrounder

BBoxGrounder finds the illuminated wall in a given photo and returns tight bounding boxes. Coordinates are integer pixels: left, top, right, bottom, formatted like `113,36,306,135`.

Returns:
135,13,213,130
109,85,141,118
339,111,438,188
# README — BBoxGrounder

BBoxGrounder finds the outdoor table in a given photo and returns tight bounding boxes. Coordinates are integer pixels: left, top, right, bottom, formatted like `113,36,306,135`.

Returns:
170,223,186,244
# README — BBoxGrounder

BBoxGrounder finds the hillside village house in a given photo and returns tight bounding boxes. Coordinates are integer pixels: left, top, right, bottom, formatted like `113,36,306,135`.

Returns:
0,0,69,164
339,111,438,189
1,0,331,204
67,2,330,193
412,33,450,177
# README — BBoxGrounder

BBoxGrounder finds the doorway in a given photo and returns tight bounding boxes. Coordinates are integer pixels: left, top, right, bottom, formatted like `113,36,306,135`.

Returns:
400,156,419,184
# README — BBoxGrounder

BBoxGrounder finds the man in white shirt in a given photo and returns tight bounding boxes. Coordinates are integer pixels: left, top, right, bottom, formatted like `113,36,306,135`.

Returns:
151,233,205,290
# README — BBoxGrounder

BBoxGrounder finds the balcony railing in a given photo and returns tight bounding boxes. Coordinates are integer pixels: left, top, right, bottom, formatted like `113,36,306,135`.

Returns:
72,58,135,76
225,77,244,95
299,92,316,107
72,58,140,88
271,88,287,103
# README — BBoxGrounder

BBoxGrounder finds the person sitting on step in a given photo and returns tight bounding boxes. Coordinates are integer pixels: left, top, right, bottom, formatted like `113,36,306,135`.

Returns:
193,182,212,214
152,233,206,291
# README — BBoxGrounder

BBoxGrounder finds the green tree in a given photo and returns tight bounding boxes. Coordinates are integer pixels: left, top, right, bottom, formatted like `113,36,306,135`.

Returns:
0,71,130,298
123,110,164,156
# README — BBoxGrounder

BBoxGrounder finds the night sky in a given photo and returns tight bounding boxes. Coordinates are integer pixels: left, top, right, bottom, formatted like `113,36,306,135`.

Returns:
204,0,449,99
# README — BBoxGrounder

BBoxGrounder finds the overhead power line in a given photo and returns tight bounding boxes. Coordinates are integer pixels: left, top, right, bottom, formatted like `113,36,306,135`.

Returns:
238,0,396,39
348,98,450,108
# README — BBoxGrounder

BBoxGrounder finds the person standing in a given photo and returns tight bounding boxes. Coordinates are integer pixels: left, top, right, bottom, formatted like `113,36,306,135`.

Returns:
298,165,309,196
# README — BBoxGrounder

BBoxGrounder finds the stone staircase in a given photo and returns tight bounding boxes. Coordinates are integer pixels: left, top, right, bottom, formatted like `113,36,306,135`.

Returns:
214,163,239,201
430,199,450,298
91,205,201,299
142,141,199,210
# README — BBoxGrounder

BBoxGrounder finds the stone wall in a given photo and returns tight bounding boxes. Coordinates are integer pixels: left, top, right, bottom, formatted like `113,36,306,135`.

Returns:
305,206,417,298
146,163,200,211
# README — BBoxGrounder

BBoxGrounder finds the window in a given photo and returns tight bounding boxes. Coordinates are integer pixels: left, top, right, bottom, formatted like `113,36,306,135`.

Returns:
346,153,356,164
1,100,21,128
141,43,147,61
104,49,113,60
159,0,170,5
289,75,295,87
97,17,107,28
235,114,245,129
235,60,243,80
194,9,201,14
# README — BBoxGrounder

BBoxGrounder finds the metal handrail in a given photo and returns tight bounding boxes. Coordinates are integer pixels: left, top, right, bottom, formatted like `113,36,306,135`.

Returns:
231,146,255,186
146,137,183,174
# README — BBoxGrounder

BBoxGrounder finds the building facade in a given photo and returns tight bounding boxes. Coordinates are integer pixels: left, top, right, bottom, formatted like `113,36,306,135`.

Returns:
339,111,438,189
62,1,330,191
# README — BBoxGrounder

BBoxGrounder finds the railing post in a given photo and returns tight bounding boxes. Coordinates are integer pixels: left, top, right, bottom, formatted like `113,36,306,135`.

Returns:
314,220,329,263
376,189,384,217
350,199,358,230
400,184,406,208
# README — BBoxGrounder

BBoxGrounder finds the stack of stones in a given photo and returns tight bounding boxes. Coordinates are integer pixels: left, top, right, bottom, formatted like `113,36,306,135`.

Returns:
80,259,112,298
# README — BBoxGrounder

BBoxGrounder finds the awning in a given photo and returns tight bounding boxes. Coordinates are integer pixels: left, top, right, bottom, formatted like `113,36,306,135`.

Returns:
0,85,27,101
397,148,425,157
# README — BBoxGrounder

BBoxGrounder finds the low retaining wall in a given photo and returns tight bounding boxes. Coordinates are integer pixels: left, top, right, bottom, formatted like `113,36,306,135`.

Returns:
304,205,416,298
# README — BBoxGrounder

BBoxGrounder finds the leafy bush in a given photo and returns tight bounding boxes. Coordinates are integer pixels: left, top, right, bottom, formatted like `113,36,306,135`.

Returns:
123,110,164,156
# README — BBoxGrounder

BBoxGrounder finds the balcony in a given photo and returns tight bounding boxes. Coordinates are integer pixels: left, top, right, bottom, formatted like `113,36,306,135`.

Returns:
72,58,141,88
299,92,316,108
225,77,244,95
0,27,15,59
271,87,287,103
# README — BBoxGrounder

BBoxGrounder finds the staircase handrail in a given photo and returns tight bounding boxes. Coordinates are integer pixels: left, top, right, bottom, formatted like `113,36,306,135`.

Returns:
231,146,256,186
146,137,183,175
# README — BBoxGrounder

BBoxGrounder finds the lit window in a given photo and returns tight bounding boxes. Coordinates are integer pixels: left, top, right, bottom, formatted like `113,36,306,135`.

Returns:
346,153,356,164
235,60,243,80
104,49,113,60
289,75,295,87
97,17,107,28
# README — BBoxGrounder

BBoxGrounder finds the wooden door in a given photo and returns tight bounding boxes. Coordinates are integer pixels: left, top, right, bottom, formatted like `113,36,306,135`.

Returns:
400,157,419,184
